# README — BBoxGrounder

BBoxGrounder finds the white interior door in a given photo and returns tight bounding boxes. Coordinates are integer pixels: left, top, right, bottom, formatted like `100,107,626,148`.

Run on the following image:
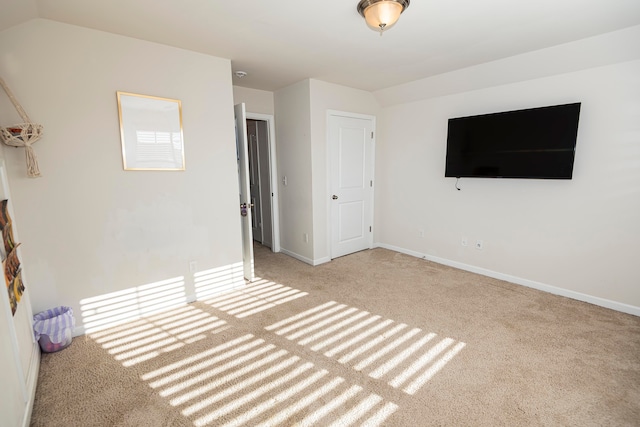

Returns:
234,103,254,281
329,113,374,259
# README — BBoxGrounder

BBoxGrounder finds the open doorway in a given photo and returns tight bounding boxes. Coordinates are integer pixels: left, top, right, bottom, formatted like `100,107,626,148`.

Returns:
245,113,280,254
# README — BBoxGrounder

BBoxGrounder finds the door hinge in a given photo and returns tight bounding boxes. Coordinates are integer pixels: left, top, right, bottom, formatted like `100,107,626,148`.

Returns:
370,180,373,187
371,131,374,139
369,226,372,232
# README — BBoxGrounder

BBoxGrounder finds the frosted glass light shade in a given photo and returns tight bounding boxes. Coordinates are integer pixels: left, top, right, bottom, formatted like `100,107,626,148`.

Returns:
357,0,409,33
364,2,402,31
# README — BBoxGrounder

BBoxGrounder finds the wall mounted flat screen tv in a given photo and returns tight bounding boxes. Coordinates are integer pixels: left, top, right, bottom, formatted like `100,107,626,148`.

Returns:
445,102,581,179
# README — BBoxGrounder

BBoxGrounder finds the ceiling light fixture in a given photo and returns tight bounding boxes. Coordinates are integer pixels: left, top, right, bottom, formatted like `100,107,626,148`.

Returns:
234,71,248,78
357,0,410,34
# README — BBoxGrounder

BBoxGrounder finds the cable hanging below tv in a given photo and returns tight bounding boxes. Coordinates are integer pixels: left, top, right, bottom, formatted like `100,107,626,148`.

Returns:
444,102,581,180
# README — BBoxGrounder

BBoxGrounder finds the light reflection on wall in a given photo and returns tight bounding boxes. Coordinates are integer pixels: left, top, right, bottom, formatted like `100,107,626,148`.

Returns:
80,262,246,335
194,262,244,300
80,276,187,334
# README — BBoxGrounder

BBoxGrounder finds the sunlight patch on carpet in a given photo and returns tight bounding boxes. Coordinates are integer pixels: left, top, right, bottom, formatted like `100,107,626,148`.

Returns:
202,277,308,318
266,301,466,395
86,296,402,426
124,324,399,426
90,304,231,367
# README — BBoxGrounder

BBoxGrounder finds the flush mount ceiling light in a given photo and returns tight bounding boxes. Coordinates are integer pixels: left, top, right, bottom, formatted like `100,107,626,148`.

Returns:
234,71,248,78
357,0,410,34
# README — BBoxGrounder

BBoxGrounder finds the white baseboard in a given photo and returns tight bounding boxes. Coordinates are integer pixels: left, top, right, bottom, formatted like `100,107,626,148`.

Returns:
279,248,330,266
375,242,640,317
313,256,331,266
279,248,314,265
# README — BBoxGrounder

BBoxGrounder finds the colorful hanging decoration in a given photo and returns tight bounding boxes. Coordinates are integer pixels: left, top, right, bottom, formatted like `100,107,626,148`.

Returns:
1,199,23,316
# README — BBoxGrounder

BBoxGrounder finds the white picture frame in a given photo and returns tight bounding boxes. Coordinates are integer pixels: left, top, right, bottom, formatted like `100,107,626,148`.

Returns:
117,91,185,171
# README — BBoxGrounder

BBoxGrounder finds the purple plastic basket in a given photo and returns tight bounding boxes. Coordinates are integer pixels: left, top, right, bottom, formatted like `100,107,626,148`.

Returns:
33,306,75,353
38,328,72,353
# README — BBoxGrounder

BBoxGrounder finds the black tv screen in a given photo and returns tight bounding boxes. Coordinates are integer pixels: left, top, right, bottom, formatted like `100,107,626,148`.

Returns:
445,103,581,179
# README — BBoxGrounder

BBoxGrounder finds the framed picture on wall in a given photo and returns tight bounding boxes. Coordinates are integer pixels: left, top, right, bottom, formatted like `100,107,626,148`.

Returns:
116,91,185,171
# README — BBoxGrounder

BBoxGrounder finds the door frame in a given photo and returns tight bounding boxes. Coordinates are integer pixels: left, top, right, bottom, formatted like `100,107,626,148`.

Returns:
246,112,280,253
326,110,376,260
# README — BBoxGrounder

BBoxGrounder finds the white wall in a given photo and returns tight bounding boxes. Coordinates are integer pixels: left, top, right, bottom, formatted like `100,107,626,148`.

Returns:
233,86,274,115
375,56,640,313
272,79,381,264
274,80,313,261
0,19,243,332
374,25,640,108
308,80,380,263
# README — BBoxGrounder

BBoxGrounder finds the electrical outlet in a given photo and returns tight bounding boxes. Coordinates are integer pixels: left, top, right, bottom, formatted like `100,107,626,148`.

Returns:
189,261,197,272
418,229,424,238
461,237,468,247
303,233,309,243
475,240,484,250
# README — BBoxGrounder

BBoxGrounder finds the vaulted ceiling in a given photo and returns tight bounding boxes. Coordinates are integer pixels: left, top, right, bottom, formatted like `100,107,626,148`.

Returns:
2,0,639,92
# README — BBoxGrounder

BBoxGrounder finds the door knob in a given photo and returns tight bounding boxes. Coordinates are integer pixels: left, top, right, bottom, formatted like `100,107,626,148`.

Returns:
332,195,338,200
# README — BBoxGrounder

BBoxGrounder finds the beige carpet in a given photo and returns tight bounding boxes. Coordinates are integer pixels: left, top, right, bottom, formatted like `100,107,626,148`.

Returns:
31,245,640,426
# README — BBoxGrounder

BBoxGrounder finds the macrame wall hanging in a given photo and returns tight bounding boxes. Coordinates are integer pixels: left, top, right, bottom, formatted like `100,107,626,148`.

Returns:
0,77,43,178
